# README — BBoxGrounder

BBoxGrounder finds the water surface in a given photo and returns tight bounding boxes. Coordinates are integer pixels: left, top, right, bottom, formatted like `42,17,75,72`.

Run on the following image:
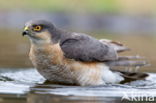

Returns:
0,68,156,103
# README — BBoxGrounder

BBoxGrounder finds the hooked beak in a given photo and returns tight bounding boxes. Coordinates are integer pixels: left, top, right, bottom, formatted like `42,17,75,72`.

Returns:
22,26,29,36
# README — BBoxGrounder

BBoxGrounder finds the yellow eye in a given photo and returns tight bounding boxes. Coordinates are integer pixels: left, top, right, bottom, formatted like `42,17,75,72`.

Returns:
33,26,42,32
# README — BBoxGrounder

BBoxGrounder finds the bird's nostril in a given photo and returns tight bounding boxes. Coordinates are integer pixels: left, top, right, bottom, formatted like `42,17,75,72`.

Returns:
22,31,29,36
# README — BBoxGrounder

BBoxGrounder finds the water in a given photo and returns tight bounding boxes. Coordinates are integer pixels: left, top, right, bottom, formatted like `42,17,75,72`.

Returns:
0,68,156,103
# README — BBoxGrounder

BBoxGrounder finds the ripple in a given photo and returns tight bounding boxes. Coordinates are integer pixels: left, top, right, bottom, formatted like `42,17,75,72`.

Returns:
0,68,156,97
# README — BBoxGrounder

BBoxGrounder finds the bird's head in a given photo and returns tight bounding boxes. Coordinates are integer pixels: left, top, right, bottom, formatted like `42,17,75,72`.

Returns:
22,20,59,44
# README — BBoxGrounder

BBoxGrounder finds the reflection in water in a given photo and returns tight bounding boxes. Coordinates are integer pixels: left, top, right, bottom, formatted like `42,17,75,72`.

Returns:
1,68,156,103
27,93,121,103
0,94,26,103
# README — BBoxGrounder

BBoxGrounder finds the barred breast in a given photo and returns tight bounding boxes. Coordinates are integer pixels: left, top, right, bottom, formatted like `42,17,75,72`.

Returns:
29,43,115,86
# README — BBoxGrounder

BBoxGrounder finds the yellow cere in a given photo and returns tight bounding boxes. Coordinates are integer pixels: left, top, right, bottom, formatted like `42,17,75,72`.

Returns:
24,26,29,31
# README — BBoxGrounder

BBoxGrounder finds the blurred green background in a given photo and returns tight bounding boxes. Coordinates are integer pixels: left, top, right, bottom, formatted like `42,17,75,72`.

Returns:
0,0,155,72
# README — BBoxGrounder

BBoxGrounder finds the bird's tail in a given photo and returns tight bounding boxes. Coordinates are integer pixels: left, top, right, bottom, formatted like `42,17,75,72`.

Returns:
112,69,149,84
106,55,149,68
100,39,150,83
105,56,149,83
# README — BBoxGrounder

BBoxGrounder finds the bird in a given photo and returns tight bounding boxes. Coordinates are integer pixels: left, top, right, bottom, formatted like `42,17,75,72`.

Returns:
22,19,149,86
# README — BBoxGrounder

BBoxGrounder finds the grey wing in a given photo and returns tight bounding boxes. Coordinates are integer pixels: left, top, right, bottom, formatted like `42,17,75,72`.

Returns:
99,39,149,68
60,33,118,62
99,39,130,53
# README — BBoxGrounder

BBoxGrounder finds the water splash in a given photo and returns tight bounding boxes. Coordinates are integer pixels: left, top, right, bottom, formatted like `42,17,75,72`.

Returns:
0,68,156,97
